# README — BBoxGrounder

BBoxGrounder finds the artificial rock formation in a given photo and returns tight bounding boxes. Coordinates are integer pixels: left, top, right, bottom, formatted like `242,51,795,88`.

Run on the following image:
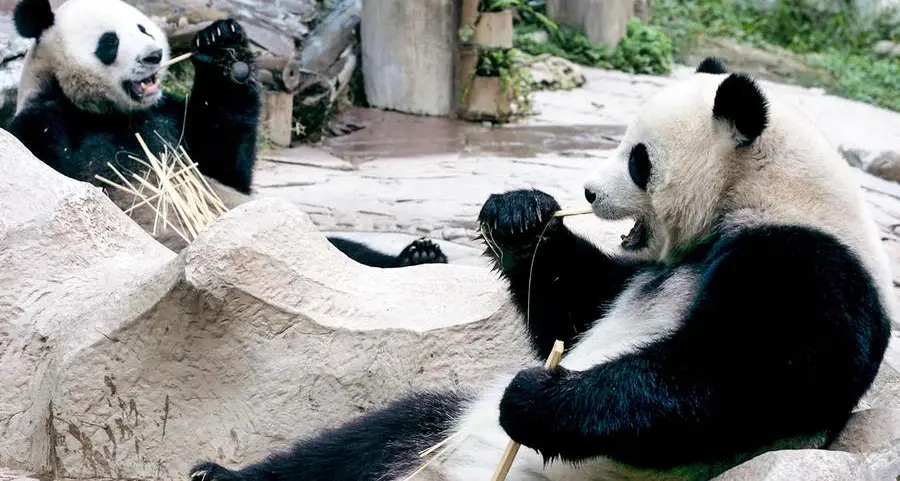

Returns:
0,129,532,480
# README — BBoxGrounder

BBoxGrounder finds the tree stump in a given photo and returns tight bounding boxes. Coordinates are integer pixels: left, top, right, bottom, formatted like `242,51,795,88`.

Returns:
360,0,459,116
546,0,635,47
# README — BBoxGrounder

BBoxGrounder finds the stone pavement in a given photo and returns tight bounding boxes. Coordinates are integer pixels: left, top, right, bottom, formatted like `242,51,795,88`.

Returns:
252,65,900,279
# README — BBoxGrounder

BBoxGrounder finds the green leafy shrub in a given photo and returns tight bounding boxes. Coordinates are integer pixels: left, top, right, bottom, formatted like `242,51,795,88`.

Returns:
610,19,673,75
649,0,900,113
513,3,674,76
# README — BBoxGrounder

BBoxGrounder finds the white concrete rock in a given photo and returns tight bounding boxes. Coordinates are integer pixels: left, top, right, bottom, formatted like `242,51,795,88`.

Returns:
711,449,872,481
0,130,534,480
829,408,900,454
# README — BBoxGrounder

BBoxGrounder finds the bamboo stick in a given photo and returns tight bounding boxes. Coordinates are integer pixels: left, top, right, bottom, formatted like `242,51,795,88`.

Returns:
490,339,565,481
553,207,593,218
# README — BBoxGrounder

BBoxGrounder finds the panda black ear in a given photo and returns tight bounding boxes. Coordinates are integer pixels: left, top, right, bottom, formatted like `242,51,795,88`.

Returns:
14,0,54,39
712,73,769,147
696,57,727,74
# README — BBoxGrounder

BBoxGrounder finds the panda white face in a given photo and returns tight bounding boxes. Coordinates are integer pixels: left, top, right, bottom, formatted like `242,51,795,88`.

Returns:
584,67,769,259
25,0,171,112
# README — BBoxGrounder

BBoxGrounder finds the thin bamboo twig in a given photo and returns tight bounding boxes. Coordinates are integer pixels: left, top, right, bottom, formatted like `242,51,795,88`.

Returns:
161,52,193,68
490,340,565,481
94,130,229,244
553,207,593,218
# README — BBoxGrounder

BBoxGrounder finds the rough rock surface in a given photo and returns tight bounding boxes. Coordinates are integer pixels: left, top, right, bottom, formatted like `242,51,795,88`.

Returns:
0,130,533,480
519,52,587,91
866,151,900,184
710,446,900,481
829,408,900,454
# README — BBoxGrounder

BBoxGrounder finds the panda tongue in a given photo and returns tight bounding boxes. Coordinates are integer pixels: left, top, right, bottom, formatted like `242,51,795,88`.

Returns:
621,219,648,250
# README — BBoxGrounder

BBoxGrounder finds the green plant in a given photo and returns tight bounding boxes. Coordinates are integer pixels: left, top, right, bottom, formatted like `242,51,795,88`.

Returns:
809,51,900,112
459,24,476,43
467,48,534,119
648,0,900,113
506,0,674,75
610,19,673,75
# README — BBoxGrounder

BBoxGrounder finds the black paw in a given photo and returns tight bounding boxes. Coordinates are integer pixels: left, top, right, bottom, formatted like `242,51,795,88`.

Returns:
477,189,561,255
499,366,573,460
395,238,448,267
189,462,242,481
191,19,253,81
193,19,248,55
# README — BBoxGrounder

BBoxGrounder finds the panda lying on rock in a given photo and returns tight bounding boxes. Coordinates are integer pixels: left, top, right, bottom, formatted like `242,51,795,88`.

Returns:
187,58,894,480
6,0,447,269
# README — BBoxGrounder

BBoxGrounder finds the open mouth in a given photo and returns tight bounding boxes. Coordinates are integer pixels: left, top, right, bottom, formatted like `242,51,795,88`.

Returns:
621,217,649,251
123,73,161,101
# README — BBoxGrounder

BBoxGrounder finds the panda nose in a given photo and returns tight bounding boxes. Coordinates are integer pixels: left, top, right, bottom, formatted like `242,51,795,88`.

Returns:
141,49,163,65
584,188,597,203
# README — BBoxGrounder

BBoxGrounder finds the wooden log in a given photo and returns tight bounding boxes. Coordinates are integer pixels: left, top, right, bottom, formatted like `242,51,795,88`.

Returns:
256,54,303,92
326,46,358,103
241,21,297,59
167,21,214,52
546,0,634,47
261,91,294,147
361,0,458,116
299,0,362,74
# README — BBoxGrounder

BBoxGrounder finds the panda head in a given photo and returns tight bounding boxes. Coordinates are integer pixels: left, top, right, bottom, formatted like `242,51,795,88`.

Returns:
15,0,171,113
584,57,774,259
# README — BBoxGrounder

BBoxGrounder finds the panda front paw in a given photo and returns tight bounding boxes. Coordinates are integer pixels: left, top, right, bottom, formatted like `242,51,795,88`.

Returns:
189,462,243,481
477,189,562,258
191,19,253,82
395,238,448,267
499,365,579,461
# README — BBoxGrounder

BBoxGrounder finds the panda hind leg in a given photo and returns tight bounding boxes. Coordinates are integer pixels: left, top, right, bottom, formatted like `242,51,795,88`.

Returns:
394,238,448,267
327,236,448,268
186,390,472,481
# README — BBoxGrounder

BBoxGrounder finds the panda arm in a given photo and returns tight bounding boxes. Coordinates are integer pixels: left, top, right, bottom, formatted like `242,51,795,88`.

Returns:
7,99,72,172
180,20,260,195
478,189,651,359
498,225,890,468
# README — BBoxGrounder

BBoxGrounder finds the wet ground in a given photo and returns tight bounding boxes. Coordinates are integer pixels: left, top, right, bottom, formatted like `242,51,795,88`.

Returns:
251,65,900,282
316,107,624,163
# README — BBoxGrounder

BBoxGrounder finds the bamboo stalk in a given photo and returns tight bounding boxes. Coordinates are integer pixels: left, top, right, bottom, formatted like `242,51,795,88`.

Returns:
490,340,565,481
553,207,593,218
94,130,229,245
161,52,193,68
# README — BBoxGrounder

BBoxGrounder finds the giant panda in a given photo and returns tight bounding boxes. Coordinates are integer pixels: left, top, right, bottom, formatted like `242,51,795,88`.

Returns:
185,58,894,480
5,0,448,269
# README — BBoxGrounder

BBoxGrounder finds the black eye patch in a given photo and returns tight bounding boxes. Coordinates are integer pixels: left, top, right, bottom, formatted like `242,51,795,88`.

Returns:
95,31,119,65
628,143,652,190
138,24,154,39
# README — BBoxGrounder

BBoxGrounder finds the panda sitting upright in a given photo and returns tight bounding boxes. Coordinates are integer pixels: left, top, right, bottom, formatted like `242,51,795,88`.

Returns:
6,0,448,269
186,58,893,480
